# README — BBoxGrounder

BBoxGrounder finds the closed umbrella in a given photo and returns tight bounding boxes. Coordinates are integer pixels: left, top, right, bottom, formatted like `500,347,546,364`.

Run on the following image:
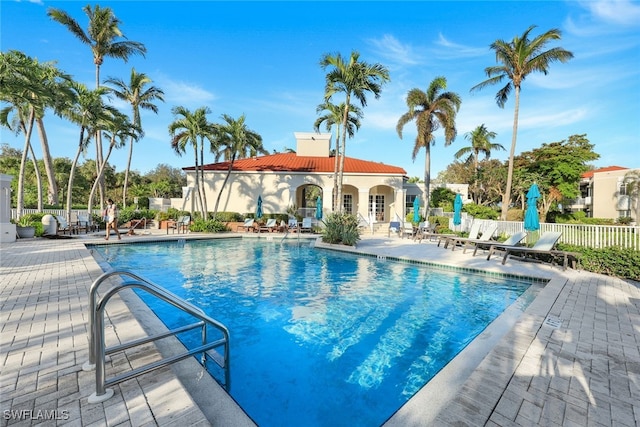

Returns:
413,197,420,223
315,196,322,220
256,195,263,220
453,193,463,226
524,184,540,231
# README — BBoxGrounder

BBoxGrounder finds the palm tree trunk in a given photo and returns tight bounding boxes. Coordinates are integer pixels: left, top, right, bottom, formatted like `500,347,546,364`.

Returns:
501,85,521,220
213,158,235,216
27,142,43,212
193,147,205,218
66,128,86,223
199,138,208,217
423,141,431,219
336,94,351,213
88,137,116,215
16,109,36,220
122,134,134,207
332,125,340,212
36,118,58,205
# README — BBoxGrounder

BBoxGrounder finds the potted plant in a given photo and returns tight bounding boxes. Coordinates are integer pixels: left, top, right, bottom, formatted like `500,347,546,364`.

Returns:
16,216,36,238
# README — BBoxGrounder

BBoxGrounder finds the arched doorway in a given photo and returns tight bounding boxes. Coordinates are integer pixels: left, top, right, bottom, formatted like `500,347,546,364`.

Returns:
296,184,323,218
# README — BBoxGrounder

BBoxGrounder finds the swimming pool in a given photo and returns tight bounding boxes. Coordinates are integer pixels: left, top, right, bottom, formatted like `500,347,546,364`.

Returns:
92,238,537,426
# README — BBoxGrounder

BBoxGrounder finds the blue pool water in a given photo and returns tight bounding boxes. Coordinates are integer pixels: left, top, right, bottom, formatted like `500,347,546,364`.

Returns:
92,238,535,426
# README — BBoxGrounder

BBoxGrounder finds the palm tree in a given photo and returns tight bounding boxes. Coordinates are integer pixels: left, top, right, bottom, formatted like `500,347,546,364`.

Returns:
212,114,265,216
169,106,215,218
0,51,62,217
455,124,503,171
313,101,363,211
471,25,573,220
396,76,461,217
320,51,390,212
87,110,139,214
48,4,146,208
62,82,115,222
105,68,164,207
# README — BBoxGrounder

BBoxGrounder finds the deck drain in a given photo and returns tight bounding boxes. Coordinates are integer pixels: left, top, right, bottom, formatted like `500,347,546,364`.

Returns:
544,316,562,328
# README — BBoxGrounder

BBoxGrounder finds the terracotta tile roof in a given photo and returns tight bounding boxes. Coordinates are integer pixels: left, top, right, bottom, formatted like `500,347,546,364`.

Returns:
188,153,407,175
581,166,628,179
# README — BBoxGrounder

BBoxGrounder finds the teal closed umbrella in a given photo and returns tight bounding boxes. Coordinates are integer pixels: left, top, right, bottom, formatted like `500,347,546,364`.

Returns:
413,197,420,223
453,193,463,226
315,197,322,219
256,195,263,219
524,184,540,231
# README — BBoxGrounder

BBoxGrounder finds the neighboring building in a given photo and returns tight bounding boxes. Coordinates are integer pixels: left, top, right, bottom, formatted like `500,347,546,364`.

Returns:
566,166,639,221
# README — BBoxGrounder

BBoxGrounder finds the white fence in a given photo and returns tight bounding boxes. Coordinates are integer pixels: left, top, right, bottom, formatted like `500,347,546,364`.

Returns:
454,217,639,250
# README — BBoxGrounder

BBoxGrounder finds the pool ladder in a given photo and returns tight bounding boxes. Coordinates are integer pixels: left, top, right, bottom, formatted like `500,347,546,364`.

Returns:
82,270,230,403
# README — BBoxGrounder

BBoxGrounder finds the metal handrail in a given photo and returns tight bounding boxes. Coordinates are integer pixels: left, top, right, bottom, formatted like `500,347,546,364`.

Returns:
83,270,230,403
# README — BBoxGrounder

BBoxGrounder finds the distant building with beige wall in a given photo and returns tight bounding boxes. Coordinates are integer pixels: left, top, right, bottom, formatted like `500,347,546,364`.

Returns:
568,166,639,222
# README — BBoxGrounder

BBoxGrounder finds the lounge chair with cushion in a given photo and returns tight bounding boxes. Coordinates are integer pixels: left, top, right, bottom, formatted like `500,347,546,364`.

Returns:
236,218,255,232
454,222,499,252
300,217,313,233
438,221,481,249
401,222,415,239
55,215,74,235
287,218,299,232
487,231,577,270
472,231,527,256
258,218,278,233
388,221,401,237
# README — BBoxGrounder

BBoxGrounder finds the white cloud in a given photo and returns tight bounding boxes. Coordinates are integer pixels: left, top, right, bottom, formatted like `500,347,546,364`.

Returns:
155,74,217,107
579,0,640,26
431,33,488,59
367,34,421,66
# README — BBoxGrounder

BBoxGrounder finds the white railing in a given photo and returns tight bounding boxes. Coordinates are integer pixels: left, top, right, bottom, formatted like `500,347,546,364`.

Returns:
11,208,102,221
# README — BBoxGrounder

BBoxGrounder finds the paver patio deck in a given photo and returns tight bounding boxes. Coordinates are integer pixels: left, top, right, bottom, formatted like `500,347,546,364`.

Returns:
1,230,638,426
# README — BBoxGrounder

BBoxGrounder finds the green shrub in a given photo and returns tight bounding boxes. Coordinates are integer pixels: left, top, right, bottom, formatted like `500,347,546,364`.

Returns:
212,211,244,222
464,203,499,220
558,244,640,281
405,212,425,225
119,207,156,223
189,219,230,233
321,212,360,246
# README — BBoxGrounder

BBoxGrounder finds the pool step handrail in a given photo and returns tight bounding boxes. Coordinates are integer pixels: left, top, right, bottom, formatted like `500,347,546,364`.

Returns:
83,270,230,403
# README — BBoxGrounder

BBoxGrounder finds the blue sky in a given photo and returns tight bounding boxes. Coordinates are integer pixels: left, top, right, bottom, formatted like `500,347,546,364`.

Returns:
2,0,639,179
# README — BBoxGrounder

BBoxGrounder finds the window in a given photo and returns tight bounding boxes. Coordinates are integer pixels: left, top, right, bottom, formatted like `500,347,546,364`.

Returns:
406,195,418,215
342,194,353,214
368,195,385,221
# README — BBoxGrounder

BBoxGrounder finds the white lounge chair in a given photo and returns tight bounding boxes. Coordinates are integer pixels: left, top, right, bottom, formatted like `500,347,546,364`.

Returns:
438,221,481,248
487,231,577,270
258,218,278,233
300,217,312,233
456,222,499,252
472,231,527,256
237,218,255,232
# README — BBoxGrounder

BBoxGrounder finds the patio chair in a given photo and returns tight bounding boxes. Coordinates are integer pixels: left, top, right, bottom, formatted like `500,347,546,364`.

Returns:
258,218,278,233
167,215,190,234
472,231,527,256
438,221,481,249
416,222,436,242
236,218,255,232
55,215,74,235
388,221,401,237
300,217,313,233
400,222,415,239
487,231,576,270
454,222,499,252
287,218,299,232
77,213,97,233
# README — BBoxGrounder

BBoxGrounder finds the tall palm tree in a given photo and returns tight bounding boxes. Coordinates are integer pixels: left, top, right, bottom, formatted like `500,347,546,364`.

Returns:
0,51,61,217
87,110,139,214
320,51,390,212
105,68,164,207
396,76,461,217
471,25,573,220
314,101,362,211
62,82,115,222
455,124,503,171
48,4,146,209
622,170,640,224
169,106,215,218
212,114,265,216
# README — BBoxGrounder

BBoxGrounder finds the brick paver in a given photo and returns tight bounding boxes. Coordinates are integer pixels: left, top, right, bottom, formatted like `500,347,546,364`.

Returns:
2,233,639,426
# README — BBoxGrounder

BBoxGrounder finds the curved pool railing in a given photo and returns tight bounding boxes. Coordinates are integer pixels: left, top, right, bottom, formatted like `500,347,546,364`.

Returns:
82,270,230,403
